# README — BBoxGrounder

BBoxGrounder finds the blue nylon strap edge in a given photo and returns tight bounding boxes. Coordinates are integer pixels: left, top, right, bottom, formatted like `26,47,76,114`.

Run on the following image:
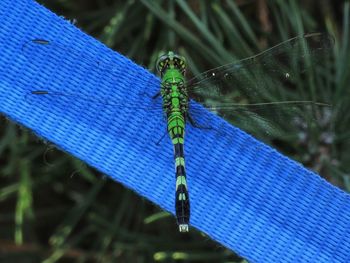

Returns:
0,1,350,262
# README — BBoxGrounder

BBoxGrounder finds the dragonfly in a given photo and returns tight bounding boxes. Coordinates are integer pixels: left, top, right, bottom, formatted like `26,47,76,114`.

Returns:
22,32,334,232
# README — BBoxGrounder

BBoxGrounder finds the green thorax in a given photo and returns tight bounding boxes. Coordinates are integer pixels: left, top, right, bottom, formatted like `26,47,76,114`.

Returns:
156,51,188,113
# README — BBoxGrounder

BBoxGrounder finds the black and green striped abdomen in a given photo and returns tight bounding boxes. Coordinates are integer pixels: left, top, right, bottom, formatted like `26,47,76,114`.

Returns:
167,111,190,232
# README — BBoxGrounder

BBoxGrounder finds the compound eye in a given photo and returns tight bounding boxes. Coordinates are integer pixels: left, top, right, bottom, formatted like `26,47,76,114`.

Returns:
174,55,186,69
156,54,169,72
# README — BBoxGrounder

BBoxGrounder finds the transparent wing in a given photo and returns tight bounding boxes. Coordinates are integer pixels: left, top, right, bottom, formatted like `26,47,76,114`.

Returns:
22,39,163,112
26,90,164,111
187,32,334,140
22,39,120,75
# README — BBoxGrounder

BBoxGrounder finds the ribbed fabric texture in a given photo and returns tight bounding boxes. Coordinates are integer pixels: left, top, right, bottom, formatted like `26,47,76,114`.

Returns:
0,1,349,262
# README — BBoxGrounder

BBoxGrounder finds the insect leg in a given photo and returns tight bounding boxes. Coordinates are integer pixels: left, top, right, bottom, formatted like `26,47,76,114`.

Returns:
187,113,212,130
155,130,168,146
152,92,161,99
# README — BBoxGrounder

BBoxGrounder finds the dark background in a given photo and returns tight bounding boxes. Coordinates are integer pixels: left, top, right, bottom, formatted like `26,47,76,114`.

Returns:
0,1,349,262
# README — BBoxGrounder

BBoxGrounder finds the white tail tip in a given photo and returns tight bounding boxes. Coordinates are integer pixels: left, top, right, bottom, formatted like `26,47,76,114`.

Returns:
179,224,189,232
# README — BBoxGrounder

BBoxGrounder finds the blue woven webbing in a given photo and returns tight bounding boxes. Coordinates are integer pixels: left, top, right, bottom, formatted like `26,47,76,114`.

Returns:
1,1,350,262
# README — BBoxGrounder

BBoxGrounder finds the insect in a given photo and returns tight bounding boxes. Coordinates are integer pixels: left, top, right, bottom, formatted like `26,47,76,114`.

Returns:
23,32,333,232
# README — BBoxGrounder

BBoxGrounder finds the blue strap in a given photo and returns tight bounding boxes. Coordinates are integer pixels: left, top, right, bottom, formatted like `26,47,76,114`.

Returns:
1,1,350,262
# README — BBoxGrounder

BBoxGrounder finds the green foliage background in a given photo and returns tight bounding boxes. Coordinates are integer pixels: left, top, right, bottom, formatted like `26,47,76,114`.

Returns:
0,0,349,262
